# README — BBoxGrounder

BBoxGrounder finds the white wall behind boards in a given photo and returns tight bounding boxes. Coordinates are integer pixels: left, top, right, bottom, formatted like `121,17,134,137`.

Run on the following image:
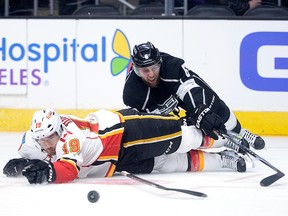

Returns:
183,20,288,111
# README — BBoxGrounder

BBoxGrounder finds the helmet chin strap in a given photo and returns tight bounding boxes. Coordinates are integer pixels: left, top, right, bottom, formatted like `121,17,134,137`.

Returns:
133,65,141,77
56,124,63,137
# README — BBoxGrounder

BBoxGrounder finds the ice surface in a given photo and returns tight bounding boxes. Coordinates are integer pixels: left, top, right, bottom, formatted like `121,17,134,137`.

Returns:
0,132,287,216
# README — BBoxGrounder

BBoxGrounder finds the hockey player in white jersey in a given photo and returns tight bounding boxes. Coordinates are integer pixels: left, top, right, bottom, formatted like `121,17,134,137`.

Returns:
3,108,248,184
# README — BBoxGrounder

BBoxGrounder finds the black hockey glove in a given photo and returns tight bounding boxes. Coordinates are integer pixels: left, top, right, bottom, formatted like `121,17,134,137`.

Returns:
22,159,56,184
190,105,227,140
3,158,30,177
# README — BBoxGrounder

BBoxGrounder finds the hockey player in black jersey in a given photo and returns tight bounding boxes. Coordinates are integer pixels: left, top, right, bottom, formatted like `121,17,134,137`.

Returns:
123,41,265,150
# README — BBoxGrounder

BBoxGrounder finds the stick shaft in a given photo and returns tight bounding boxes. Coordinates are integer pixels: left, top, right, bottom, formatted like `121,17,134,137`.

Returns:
226,131,282,173
121,171,207,197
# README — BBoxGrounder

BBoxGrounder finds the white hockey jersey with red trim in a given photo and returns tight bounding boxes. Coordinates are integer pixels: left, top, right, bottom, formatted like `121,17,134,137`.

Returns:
18,109,125,183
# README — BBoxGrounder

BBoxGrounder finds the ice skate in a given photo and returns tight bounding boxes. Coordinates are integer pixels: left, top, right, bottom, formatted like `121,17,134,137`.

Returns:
224,136,249,154
241,129,265,150
220,150,246,172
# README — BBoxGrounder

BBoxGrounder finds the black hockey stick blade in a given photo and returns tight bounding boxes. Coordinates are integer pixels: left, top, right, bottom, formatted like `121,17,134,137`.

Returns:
222,130,285,186
260,171,285,187
121,171,207,198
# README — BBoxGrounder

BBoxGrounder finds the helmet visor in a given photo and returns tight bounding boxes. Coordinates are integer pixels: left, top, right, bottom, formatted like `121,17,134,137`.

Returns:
134,63,161,77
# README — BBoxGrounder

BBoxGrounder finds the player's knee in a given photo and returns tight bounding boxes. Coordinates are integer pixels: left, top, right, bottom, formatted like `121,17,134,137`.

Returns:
177,125,203,153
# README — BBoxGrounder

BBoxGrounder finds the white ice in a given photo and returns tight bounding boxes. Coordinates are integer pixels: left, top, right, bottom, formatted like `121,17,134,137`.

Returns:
0,132,287,216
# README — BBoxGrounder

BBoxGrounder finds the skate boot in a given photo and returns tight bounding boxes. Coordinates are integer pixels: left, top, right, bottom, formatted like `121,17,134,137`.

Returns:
241,129,265,150
219,150,246,172
224,137,249,154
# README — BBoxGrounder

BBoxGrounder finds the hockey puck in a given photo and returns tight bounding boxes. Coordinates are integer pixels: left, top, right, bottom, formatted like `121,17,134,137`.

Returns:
87,190,100,203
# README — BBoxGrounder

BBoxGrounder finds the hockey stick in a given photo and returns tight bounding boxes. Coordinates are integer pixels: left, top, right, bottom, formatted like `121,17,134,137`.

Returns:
121,171,207,198
222,130,285,187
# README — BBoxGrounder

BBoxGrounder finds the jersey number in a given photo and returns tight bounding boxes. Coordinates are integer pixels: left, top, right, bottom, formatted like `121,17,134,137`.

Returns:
62,138,80,154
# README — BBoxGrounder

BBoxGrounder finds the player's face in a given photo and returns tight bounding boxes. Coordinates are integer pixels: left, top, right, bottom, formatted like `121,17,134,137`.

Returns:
36,132,59,156
137,63,160,88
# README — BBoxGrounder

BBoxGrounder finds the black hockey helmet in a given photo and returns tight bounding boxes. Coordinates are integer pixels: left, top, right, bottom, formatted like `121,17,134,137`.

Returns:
131,42,162,68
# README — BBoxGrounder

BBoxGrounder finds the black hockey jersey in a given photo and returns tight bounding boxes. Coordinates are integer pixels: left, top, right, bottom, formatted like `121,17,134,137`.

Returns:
123,52,221,116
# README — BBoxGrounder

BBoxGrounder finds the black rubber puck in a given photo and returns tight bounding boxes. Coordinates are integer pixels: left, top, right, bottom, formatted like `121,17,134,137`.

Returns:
87,190,100,203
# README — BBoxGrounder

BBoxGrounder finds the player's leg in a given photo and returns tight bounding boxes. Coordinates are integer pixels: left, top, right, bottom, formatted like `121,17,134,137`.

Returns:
217,100,265,150
153,150,246,173
188,150,246,172
120,109,182,157
176,124,249,154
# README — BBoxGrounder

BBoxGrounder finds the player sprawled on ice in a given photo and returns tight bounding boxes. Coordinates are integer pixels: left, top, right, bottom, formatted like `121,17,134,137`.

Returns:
123,42,265,151
4,108,249,184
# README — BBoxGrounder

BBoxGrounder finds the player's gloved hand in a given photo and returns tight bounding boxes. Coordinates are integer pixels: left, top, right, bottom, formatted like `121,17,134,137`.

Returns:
3,158,30,177
22,159,56,184
190,105,226,140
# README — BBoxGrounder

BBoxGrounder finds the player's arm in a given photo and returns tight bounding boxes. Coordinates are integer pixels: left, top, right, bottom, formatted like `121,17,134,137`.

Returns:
123,71,149,112
176,75,227,139
21,158,79,184
173,66,226,139
3,131,48,177
21,132,83,184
